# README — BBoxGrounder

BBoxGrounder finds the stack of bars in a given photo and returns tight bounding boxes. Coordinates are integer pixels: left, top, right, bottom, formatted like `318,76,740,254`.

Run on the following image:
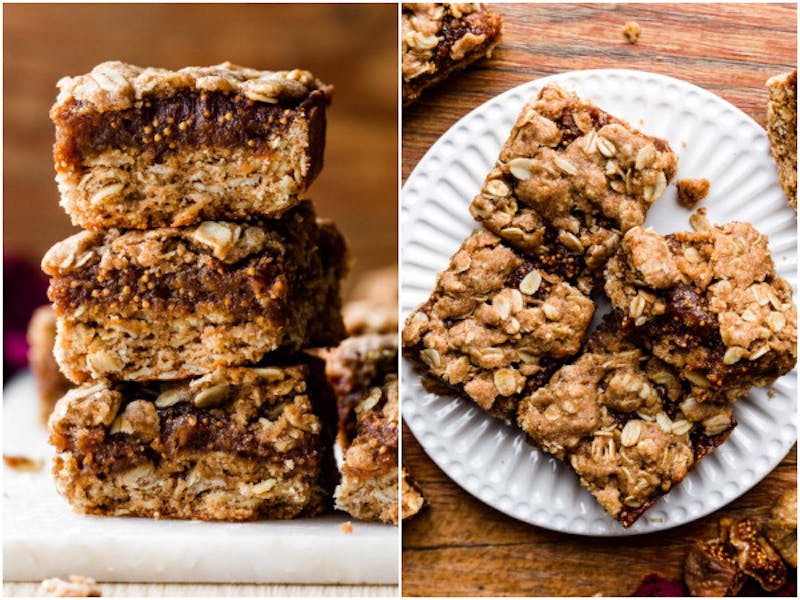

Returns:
402,83,797,527
42,61,353,521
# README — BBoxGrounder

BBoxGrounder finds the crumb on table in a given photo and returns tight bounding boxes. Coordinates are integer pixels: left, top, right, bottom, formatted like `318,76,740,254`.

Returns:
38,576,102,597
623,21,641,43
3,454,44,473
340,521,354,534
676,178,711,208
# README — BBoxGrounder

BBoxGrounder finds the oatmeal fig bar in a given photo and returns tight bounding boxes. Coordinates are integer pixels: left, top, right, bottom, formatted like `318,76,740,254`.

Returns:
325,333,424,522
324,332,398,445
51,61,331,230
43,201,347,384
402,3,502,106
48,359,337,521
402,230,594,425
470,83,678,293
518,315,736,527
27,305,73,420
766,69,797,209
604,218,797,398
334,373,401,524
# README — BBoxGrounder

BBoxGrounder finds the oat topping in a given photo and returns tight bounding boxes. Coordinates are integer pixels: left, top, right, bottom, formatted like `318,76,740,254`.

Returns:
402,230,594,424
402,3,502,105
52,61,330,115
605,220,797,394
470,83,678,292
517,315,734,526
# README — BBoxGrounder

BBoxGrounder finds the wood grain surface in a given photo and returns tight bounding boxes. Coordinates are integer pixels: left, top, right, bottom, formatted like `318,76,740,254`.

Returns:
3,3,398,294
401,3,797,597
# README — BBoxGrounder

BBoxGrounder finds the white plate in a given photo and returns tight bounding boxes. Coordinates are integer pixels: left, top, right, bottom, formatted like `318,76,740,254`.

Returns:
3,372,398,583
401,69,797,536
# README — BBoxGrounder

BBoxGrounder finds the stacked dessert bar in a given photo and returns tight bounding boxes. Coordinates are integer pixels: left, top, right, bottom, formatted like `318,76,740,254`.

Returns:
323,267,424,524
43,62,348,521
403,82,798,527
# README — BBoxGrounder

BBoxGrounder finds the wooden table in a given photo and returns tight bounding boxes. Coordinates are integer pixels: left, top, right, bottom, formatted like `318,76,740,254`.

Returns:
3,3,398,293
401,3,796,596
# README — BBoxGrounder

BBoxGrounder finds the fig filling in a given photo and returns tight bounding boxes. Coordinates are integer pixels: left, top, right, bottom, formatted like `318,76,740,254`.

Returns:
54,89,325,165
49,258,290,320
71,403,322,477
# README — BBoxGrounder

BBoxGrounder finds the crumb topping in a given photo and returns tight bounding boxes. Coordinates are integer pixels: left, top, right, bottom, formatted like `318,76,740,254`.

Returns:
52,61,331,116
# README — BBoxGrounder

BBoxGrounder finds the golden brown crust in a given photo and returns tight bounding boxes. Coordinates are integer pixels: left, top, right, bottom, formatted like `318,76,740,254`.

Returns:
343,266,398,336
401,466,425,520
622,21,641,44
675,178,710,209
402,3,502,106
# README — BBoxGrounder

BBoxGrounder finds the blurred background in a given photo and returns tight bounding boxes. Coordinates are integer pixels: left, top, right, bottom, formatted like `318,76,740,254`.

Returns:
3,3,398,379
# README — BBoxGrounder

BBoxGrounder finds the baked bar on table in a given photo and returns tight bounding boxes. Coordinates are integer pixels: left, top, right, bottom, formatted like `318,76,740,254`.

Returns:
42,201,347,384
518,315,736,527
470,83,678,293
766,69,797,209
401,467,425,519
334,373,400,524
604,217,797,399
51,61,331,230
27,305,72,421
48,358,338,521
402,3,502,106
325,332,398,444
402,229,594,425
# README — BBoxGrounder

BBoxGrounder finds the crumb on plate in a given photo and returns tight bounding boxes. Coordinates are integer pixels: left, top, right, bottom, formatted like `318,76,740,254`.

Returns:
676,178,711,208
